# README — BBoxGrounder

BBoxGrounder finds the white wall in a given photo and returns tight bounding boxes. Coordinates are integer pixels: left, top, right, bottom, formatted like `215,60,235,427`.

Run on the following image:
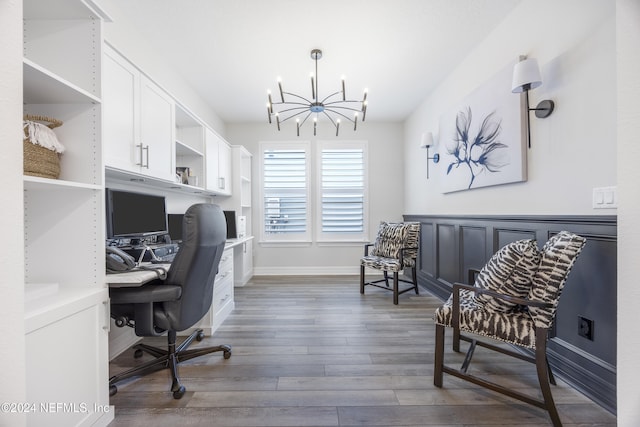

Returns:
616,0,640,425
97,0,226,137
226,121,404,274
0,0,26,425
404,0,616,216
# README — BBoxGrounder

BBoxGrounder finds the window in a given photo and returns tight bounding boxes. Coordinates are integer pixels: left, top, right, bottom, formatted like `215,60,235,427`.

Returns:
259,140,368,245
317,141,368,242
260,141,311,242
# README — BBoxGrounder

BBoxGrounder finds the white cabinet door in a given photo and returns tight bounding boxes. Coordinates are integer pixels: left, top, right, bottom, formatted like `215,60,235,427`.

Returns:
103,48,175,181
103,46,139,174
205,128,232,195
26,296,111,427
242,238,253,282
218,139,231,195
140,75,175,181
205,128,220,191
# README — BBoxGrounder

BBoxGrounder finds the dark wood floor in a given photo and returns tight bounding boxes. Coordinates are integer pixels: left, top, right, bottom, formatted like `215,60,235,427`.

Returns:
107,275,616,427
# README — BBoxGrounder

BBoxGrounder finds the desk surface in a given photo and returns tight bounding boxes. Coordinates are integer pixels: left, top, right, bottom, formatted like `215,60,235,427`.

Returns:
107,263,171,287
106,237,253,287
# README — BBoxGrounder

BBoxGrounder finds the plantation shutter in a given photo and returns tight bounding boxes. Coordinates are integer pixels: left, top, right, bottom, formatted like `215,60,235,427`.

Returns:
321,148,364,233
262,149,307,235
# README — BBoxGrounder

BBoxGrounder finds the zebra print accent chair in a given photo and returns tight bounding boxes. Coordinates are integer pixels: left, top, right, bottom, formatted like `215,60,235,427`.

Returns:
360,221,420,304
434,231,586,427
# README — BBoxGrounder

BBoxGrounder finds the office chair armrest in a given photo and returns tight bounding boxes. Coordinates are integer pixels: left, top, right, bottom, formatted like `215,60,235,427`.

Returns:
110,284,182,337
110,284,182,304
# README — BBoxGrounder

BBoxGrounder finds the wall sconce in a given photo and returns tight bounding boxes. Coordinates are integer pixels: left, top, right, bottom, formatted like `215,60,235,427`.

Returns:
511,56,554,149
420,132,440,179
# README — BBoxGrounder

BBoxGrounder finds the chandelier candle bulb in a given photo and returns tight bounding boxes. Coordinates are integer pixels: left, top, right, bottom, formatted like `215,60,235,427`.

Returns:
342,77,346,101
277,78,284,102
362,101,367,121
313,117,317,136
267,103,272,123
296,118,300,137
354,113,358,131
276,113,280,131
336,119,340,136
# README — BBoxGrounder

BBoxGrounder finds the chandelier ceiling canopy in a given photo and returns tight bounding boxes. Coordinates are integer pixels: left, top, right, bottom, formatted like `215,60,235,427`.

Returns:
267,49,368,136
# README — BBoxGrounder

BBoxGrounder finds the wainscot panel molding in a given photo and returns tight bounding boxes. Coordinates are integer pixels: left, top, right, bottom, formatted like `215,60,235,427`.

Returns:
404,214,617,415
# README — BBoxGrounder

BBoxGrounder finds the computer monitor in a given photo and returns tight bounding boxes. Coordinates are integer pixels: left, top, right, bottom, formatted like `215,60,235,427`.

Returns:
105,189,168,238
224,210,237,239
167,213,184,242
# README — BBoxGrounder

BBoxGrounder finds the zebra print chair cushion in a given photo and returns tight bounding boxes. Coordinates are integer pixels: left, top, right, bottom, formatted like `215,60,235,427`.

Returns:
475,239,541,312
434,289,537,348
528,231,587,328
434,231,586,349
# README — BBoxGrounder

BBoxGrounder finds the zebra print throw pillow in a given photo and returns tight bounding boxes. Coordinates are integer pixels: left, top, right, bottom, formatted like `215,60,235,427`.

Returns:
475,239,541,312
527,231,586,328
371,222,408,259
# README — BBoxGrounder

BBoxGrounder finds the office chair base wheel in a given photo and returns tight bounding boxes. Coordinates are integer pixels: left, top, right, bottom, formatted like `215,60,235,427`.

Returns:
172,385,186,399
224,349,232,359
196,331,205,341
109,385,117,396
134,348,144,358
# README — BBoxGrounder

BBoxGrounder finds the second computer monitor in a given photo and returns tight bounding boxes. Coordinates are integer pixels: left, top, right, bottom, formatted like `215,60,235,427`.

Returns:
224,210,237,239
167,213,184,242
170,210,236,241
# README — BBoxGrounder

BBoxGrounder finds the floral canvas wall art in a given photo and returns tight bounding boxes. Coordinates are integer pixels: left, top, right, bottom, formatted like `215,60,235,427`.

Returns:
438,61,526,193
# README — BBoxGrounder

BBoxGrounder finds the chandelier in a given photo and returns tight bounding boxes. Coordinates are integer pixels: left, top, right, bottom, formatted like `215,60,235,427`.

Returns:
266,49,368,136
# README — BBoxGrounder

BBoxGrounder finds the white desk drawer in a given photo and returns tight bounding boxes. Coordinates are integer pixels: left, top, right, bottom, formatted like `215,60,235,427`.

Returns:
212,274,233,315
215,249,233,283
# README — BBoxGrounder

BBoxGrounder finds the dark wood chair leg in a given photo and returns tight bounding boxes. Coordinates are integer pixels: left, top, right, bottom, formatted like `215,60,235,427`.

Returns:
546,355,557,386
393,272,399,305
412,266,419,294
434,324,445,387
535,329,562,427
360,265,365,294
460,339,477,373
453,327,461,353
383,271,390,287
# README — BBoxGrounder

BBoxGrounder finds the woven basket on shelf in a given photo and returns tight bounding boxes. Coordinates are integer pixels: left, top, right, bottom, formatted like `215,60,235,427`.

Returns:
23,114,64,179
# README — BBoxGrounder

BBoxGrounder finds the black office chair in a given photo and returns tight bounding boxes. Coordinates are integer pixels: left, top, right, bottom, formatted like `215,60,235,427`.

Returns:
109,203,231,399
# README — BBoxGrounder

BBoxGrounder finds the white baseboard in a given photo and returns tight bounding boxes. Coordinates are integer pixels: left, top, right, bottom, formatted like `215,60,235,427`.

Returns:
253,266,360,276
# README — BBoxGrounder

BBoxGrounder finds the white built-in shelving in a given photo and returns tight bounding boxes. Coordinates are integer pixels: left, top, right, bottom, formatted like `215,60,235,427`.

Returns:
22,0,113,425
220,146,254,286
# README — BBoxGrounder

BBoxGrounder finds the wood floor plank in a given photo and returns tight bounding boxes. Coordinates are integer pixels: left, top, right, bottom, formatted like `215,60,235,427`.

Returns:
108,275,616,426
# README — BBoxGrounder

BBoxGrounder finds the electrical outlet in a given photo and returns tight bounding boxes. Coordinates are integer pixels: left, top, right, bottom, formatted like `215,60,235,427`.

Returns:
578,316,594,341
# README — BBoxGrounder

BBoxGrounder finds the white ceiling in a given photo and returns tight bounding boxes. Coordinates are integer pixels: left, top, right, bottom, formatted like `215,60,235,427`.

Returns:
116,0,522,124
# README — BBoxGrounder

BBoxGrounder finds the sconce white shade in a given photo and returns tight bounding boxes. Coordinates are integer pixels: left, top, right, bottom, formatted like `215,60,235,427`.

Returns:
420,132,435,148
511,58,542,93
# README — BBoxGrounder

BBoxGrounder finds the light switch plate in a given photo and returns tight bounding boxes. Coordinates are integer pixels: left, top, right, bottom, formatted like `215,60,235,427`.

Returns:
592,186,617,209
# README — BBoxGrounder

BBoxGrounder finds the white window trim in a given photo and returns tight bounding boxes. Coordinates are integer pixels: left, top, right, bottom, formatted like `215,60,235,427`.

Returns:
315,140,369,244
258,141,312,245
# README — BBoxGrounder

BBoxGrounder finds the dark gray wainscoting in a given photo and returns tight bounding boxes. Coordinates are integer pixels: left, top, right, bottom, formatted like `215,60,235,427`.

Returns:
404,214,617,414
